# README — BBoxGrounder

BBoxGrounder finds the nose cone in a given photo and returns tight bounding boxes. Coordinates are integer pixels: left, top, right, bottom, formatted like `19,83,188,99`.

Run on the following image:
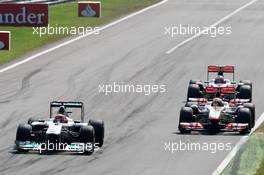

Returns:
46,123,62,135
208,107,223,121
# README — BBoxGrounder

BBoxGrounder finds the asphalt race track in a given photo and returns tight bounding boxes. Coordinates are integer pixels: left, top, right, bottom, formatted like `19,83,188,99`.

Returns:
0,0,264,174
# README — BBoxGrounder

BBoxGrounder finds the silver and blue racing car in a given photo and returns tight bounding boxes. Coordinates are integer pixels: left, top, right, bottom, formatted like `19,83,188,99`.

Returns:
15,101,104,154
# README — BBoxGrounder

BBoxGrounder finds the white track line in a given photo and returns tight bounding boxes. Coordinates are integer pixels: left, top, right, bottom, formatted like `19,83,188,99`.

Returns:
0,0,168,74
211,112,264,175
166,0,259,55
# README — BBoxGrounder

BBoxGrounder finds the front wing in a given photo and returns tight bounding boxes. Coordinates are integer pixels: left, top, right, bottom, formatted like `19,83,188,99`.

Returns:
15,141,92,153
179,122,249,132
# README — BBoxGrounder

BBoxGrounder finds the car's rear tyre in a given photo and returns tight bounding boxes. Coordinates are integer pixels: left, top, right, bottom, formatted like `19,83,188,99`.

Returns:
16,124,32,152
27,118,36,125
185,102,200,115
236,108,251,134
237,85,252,101
185,102,195,107
178,107,194,134
189,79,200,84
89,119,104,147
187,84,201,99
240,80,252,87
243,103,255,128
79,125,95,155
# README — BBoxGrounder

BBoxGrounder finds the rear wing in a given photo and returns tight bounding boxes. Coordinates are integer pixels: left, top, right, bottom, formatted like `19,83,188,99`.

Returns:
50,101,84,122
207,65,235,81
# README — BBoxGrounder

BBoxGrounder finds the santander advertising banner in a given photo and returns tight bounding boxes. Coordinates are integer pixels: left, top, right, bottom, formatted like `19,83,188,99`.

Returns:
0,31,11,50
0,4,48,27
78,1,101,17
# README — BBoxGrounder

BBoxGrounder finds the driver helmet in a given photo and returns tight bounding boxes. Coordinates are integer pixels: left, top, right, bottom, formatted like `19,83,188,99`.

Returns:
211,98,224,107
57,106,67,115
214,76,224,84
54,114,68,123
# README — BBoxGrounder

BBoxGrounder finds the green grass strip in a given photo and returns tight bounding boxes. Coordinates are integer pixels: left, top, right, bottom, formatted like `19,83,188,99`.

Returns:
0,0,160,64
221,133,264,175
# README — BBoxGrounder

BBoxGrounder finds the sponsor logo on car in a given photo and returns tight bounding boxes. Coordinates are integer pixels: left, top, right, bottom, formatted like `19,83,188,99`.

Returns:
0,4,48,26
0,31,10,50
78,1,101,17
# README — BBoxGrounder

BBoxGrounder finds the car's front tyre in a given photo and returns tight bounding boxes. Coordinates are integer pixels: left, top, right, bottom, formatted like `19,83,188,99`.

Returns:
16,124,32,152
89,119,104,147
79,125,95,155
178,107,194,134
